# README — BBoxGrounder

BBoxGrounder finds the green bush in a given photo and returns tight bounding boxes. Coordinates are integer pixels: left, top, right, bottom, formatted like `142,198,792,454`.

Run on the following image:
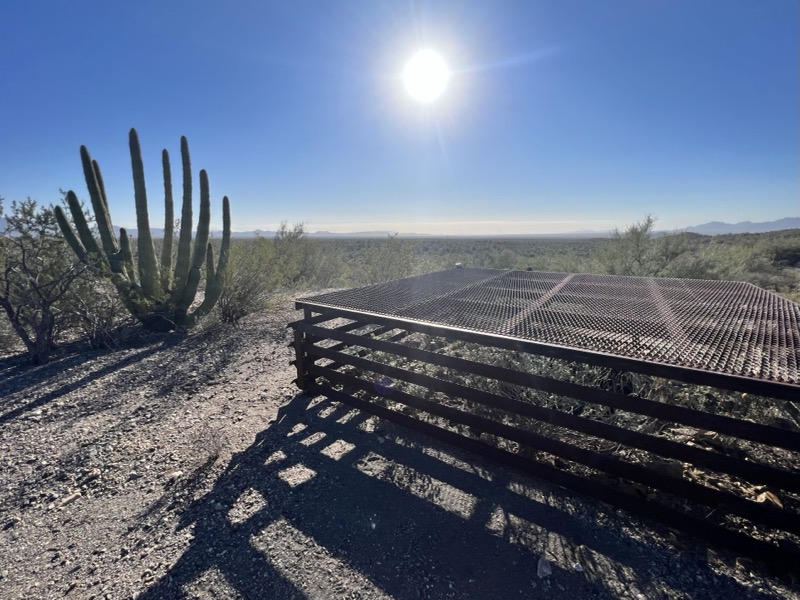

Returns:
598,215,689,277
217,223,348,323
0,198,90,362
357,234,415,285
218,238,277,324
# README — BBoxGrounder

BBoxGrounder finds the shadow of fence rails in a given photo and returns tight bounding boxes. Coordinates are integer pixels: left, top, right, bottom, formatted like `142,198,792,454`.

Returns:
137,392,779,600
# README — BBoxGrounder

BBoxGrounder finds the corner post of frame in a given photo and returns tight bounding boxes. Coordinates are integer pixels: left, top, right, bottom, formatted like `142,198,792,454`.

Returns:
290,305,315,390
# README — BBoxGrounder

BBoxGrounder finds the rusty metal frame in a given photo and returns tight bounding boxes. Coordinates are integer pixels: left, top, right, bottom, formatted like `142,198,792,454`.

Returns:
290,269,800,573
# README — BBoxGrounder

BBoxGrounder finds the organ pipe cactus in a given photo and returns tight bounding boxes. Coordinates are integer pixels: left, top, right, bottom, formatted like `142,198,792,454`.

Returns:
55,128,231,331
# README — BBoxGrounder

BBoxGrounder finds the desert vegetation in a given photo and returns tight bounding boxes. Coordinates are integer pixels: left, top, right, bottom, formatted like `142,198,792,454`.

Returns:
56,129,231,332
2,201,799,362
2,205,799,596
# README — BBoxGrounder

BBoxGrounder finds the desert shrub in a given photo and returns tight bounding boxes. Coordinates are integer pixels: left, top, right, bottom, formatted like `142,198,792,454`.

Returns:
0,313,18,354
218,238,277,324
217,223,348,323
68,276,130,348
475,247,519,270
270,223,347,288
0,198,89,363
357,234,415,285
597,215,691,277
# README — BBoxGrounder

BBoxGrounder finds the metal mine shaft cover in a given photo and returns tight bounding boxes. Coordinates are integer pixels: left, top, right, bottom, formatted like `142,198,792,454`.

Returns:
297,268,800,396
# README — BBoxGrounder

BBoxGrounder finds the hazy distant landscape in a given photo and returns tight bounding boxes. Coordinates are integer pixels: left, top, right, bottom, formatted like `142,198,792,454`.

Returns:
4,215,794,239
213,223,800,309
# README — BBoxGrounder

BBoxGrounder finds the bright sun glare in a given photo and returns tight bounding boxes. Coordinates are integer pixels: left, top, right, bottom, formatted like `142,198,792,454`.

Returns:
403,49,450,103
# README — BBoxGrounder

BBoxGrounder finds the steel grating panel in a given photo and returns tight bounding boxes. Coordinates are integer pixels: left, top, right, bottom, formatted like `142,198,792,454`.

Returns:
298,268,800,386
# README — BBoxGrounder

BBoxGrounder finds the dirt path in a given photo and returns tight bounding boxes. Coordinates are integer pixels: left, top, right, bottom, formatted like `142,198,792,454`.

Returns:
0,297,797,599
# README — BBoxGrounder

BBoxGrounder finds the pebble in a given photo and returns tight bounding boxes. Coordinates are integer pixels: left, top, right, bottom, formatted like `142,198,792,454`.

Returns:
59,492,82,507
537,557,552,578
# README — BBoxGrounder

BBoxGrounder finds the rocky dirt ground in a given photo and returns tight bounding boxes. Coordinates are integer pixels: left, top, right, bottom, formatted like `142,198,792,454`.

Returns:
0,295,798,599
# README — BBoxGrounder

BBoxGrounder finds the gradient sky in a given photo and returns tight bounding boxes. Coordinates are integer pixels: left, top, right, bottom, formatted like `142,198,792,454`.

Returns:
1,1,797,235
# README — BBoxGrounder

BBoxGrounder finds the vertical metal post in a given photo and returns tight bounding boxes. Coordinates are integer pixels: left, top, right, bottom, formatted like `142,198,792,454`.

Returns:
292,328,307,389
292,307,318,390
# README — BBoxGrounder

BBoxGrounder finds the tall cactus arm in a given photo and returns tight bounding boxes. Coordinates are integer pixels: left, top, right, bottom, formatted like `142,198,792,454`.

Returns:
54,206,89,263
62,191,107,266
172,135,193,295
92,159,109,211
190,169,211,272
191,196,231,321
175,263,203,316
80,146,118,256
129,128,160,299
119,228,137,284
206,244,216,282
176,169,211,311
91,159,126,275
160,149,174,293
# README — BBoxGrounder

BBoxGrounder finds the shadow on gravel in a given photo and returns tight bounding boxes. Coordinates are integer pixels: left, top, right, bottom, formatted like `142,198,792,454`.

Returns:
0,344,166,425
138,392,778,599
0,322,248,428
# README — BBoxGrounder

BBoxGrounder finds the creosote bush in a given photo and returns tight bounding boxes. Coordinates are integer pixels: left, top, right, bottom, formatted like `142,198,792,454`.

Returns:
217,222,346,324
0,196,136,362
0,197,100,363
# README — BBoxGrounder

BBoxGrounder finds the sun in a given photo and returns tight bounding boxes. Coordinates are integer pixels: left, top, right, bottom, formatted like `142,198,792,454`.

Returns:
403,49,450,103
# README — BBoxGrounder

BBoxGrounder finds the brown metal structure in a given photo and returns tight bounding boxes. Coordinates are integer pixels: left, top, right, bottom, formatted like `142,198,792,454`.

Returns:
300,267,800,398
290,268,800,573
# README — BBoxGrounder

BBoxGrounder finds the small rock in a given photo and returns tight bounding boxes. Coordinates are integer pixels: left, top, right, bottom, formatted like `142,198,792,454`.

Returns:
755,490,783,510
58,492,82,507
573,562,583,572
81,468,102,484
537,557,552,578
165,470,183,482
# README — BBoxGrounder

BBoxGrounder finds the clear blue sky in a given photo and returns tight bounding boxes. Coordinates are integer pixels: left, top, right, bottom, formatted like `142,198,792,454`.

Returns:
1,1,797,234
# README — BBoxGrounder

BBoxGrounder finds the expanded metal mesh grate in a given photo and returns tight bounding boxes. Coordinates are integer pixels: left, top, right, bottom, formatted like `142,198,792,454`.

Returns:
299,268,800,385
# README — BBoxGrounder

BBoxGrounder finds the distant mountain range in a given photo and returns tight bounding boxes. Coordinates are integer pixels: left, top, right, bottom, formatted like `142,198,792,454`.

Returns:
1,216,798,237
234,218,800,238
677,217,800,236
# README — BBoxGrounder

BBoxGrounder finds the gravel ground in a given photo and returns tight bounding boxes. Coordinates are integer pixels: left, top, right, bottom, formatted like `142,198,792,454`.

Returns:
0,296,798,599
